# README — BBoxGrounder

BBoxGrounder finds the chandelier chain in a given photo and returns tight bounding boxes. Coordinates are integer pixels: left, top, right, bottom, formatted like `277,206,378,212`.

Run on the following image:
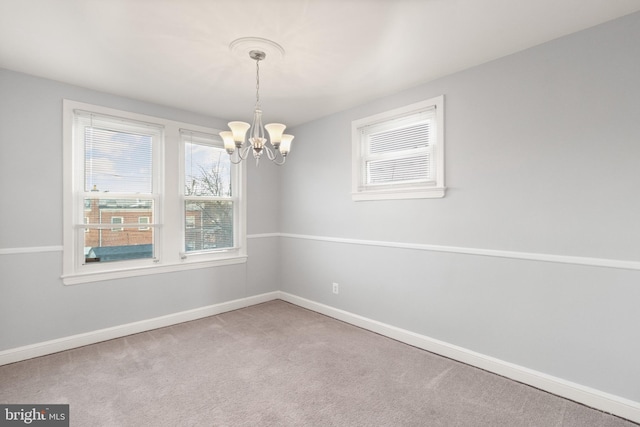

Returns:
255,59,261,108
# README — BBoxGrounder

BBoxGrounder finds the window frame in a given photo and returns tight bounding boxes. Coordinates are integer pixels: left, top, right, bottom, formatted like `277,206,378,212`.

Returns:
351,95,445,201
62,100,247,285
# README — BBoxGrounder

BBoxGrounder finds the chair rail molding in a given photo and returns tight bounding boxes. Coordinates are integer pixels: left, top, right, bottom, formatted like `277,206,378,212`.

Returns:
278,233,640,271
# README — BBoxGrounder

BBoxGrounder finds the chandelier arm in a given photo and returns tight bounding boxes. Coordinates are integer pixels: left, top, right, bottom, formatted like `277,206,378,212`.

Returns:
228,146,249,164
264,145,276,161
229,154,244,165
272,156,287,166
239,145,251,160
228,148,242,164
264,145,286,165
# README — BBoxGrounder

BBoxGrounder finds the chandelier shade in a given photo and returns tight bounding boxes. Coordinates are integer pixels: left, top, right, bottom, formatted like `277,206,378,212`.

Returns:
264,123,286,149
221,43,294,166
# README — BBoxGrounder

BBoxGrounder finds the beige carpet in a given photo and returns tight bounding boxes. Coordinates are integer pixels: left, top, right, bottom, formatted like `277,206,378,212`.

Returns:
0,300,636,426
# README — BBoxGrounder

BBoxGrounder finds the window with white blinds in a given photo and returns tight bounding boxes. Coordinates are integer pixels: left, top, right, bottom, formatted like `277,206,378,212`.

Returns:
352,96,445,201
74,110,161,265
63,100,247,285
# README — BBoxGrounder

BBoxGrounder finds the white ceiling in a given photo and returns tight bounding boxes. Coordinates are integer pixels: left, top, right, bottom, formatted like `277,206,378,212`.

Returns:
1,0,640,127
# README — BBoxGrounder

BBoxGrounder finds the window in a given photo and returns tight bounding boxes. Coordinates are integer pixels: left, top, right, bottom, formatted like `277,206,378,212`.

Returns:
63,100,246,285
111,217,124,232
138,217,150,231
352,95,444,200
182,130,237,255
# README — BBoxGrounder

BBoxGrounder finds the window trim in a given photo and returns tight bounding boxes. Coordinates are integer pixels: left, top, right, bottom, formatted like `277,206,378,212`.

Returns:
351,95,445,201
62,100,247,285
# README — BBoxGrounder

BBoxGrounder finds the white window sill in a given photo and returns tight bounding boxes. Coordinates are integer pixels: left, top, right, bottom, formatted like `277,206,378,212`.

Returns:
61,255,247,286
352,186,445,201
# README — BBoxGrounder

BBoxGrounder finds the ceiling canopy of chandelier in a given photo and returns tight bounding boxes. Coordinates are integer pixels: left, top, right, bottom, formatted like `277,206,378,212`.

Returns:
220,37,294,166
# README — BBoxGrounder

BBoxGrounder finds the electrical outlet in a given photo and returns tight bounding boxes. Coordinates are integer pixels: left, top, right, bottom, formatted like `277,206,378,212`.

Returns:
332,282,339,294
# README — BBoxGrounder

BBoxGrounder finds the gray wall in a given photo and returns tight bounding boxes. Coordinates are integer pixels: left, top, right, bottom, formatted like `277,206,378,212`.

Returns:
1,11,639,406
280,12,640,402
0,69,280,350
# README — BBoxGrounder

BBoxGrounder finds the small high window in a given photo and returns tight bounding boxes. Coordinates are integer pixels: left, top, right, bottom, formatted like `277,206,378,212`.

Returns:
352,95,445,201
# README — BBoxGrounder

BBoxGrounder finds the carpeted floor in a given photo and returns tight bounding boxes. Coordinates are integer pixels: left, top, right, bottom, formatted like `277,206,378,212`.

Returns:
0,300,636,426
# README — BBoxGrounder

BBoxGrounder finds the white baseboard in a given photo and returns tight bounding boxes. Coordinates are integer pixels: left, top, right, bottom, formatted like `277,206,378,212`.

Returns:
278,292,640,424
0,291,279,367
2,290,638,423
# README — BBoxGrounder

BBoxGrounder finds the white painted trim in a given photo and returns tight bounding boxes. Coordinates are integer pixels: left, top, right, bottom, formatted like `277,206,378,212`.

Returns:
247,233,280,239
278,292,640,423
0,246,63,255
352,186,445,201
61,255,247,286
0,291,279,366
279,233,640,272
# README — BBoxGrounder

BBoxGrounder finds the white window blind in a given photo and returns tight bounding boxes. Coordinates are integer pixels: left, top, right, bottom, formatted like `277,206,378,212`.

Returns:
76,111,157,194
363,110,434,186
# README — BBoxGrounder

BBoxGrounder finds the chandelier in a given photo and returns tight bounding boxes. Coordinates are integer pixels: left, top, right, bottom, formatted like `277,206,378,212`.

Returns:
220,45,294,166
